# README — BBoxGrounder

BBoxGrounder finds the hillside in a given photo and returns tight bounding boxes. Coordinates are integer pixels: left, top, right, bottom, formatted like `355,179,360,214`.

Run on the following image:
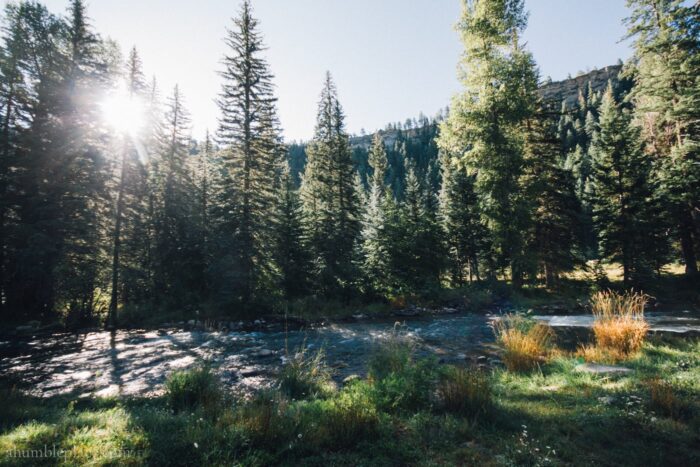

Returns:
348,64,623,150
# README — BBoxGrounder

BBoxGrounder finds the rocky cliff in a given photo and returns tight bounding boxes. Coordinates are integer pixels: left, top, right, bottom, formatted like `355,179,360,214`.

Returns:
349,64,623,149
539,64,622,106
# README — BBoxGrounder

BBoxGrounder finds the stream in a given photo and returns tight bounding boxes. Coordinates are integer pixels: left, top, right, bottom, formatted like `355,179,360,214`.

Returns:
0,310,697,398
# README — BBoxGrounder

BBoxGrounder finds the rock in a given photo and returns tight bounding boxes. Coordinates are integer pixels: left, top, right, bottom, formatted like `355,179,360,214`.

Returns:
352,314,367,320
395,307,421,317
574,363,632,376
27,320,41,328
441,307,458,314
187,319,196,326
342,374,361,385
200,340,216,348
16,325,34,332
239,367,262,377
253,349,274,358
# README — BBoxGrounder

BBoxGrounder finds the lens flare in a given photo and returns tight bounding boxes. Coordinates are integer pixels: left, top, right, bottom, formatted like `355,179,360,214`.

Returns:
100,87,146,136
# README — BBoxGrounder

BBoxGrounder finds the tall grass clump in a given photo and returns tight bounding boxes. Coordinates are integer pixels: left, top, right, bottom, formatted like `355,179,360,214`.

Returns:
647,378,688,420
368,324,436,411
278,345,334,400
235,390,293,446
164,366,222,413
436,366,492,418
494,314,554,372
580,290,649,362
298,382,379,450
367,323,414,381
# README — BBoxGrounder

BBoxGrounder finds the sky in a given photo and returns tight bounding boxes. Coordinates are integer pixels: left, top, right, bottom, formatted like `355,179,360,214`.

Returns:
4,0,633,141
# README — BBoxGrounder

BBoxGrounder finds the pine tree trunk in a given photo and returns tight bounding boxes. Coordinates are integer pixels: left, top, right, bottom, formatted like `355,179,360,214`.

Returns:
0,87,13,317
108,146,128,328
679,208,698,276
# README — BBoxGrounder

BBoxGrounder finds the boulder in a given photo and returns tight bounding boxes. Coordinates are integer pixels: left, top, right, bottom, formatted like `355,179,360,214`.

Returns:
253,349,274,358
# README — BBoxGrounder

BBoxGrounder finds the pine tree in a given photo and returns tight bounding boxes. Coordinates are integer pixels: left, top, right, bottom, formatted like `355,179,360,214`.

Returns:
11,0,114,320
438,153,487,285
107,46,150,325
215,0,283,308
524,104,582,286
272,164,310,299
590,84,664,284
626,0,700,276
0,2,38,317
301,72,360,297
438,0,539,287
388,162,443,293
360,133,393,294
151,85,198,305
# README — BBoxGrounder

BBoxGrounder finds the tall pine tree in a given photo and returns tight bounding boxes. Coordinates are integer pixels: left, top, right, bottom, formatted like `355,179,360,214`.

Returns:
214,0,284,309
626,0,700,277
438,0,539,287
301,72,360,297
590,84,663,284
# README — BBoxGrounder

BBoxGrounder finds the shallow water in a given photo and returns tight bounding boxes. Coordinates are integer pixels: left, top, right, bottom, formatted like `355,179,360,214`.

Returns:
534,311,700,334
0,314,498,398
1,309,696,398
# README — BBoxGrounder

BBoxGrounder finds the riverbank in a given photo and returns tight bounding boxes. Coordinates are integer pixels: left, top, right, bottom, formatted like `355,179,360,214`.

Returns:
1,336,698,466
4,272,697,339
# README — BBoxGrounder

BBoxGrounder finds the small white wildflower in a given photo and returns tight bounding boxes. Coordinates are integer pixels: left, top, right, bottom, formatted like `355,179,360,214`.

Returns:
298,433,303,439
651,417,657,422
194,442,199,449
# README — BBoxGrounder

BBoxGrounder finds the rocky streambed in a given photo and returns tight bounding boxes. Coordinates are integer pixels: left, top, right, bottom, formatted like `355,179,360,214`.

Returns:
0,309,697,399
0,314,499,398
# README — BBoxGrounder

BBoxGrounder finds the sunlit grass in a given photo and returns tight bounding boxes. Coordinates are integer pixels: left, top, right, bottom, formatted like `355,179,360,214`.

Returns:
578,290,650,363
494,314,555,372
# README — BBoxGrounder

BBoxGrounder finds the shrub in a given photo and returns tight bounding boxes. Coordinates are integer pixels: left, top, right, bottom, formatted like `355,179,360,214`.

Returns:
494,314,554,372
436,366,492,418
165,366,222,413
588,290,649,360
372,358,437,412
278,345,334,400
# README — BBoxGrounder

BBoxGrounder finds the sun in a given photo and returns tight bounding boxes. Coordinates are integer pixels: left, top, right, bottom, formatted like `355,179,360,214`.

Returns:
101,87,146,136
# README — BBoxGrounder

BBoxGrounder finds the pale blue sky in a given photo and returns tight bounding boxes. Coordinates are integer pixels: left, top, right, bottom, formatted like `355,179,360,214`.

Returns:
5,0,633,141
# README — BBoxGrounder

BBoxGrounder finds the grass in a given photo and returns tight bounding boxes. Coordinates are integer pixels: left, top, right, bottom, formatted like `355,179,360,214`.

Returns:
164,366,222,413
278,345,334,400
579,290,650,363
0,337,698,465
436,366,492,418
494,314,555,372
